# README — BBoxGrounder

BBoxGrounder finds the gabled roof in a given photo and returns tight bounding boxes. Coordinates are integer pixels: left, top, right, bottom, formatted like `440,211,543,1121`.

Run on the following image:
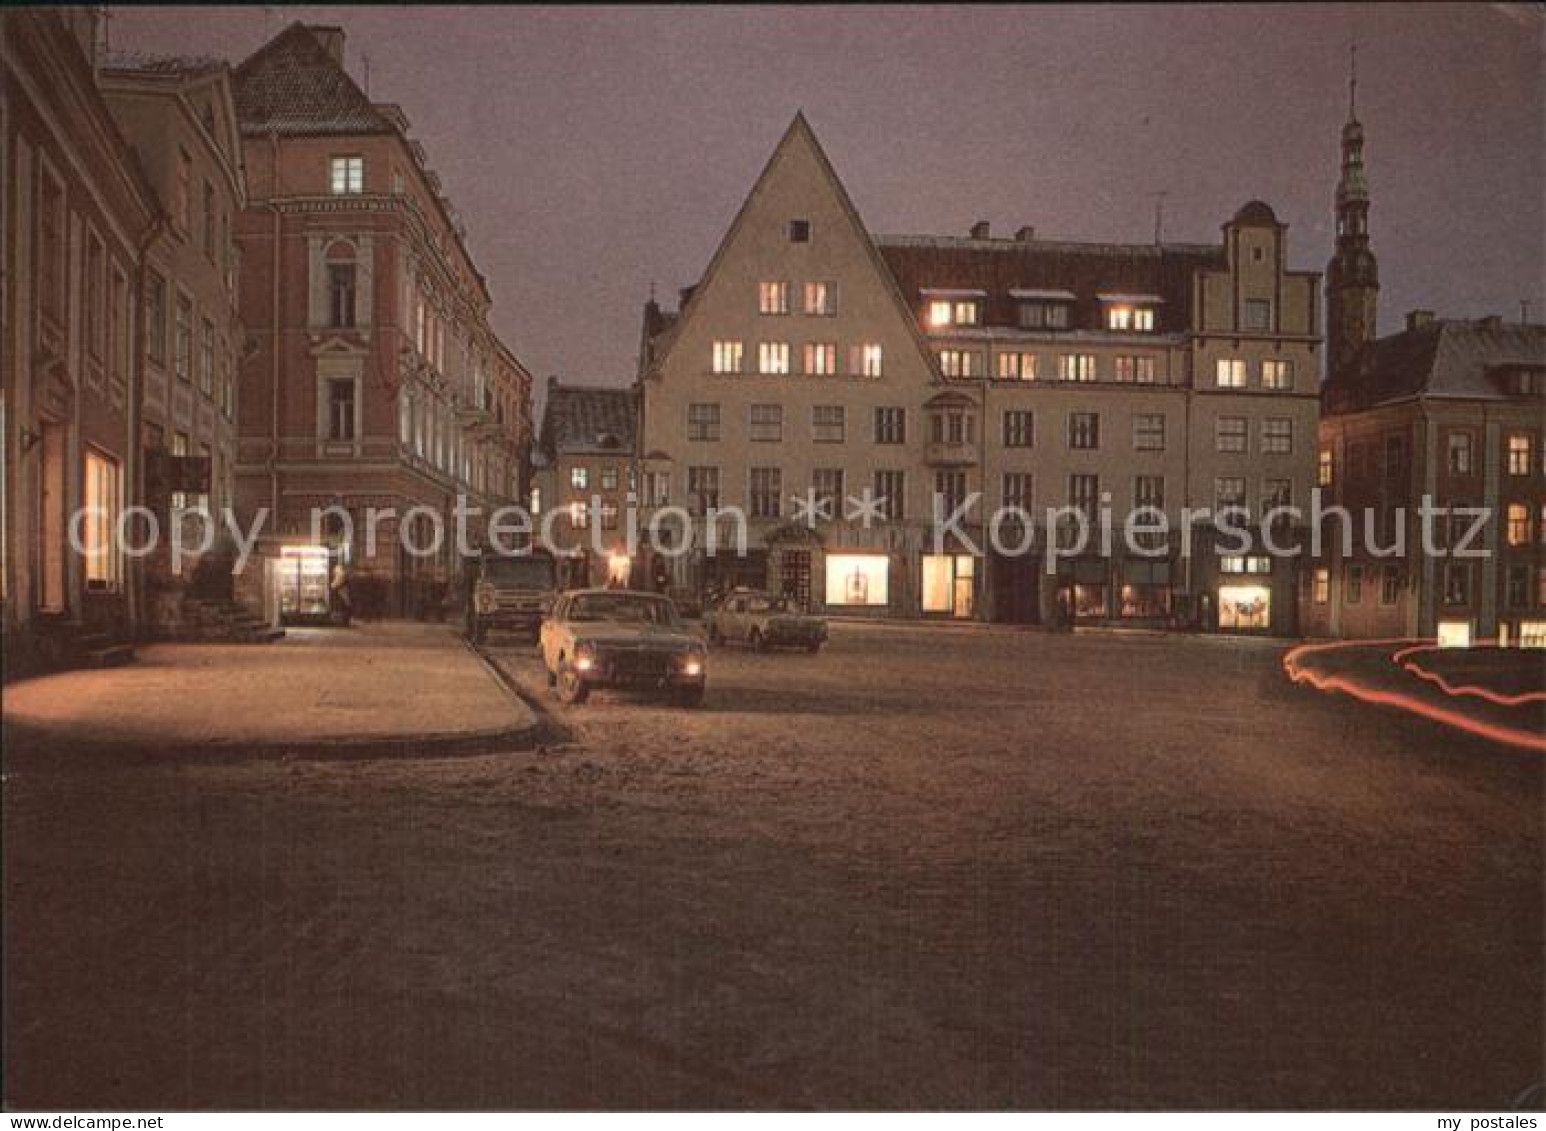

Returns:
232,22,392,137
644,112,941,383
876,234,1224,335
539,382,638,458
1323,318,1546,414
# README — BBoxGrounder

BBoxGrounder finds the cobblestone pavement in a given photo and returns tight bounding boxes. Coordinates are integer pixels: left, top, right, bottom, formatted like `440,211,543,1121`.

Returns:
5,624,1541,1109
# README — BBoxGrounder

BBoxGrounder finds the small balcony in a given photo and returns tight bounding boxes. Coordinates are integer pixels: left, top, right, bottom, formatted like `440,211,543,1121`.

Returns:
924,440,979,467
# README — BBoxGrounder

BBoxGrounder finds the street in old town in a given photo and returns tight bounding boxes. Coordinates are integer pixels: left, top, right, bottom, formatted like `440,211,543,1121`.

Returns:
5,623,1540,1110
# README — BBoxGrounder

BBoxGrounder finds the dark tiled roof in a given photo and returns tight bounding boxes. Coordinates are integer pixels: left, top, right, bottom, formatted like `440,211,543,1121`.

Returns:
875,235,1225,335
232,23,391,137
540,382,638,458
1323,319,1546,414
101,50,225,77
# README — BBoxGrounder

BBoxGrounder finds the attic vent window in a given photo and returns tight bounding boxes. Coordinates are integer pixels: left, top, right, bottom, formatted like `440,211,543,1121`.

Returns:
595,432,621,450
788,219,811,243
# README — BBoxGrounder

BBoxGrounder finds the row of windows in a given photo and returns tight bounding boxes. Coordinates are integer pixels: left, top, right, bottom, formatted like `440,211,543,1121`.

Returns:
1213,358,1296,389
639,468,1293,523
925,298,1168,334
1319,430,1544,486
757,281,837,317
711,340,884,378
1316,564,1546,611
679,402,1294,454
144,274,235,419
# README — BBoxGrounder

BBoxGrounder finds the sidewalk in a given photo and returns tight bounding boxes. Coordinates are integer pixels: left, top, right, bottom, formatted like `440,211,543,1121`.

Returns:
2,622,538,761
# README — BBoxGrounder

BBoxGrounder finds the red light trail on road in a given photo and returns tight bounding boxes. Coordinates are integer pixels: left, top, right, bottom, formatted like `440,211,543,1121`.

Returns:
1282,639,1546,754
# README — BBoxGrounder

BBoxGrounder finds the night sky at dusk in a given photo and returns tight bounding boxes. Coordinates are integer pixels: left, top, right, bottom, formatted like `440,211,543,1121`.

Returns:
109,4,1543,394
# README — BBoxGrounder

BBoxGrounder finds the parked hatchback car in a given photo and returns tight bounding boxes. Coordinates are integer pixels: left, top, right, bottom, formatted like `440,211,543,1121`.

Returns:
540,589,707,707
704,589,828,653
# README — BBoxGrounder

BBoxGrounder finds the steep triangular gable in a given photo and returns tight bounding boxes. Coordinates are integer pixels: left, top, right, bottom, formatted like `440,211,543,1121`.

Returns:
649,112,940,386
232,23,391,137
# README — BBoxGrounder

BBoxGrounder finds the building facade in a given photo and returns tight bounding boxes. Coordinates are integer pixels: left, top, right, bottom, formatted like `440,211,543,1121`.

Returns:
230,23,531,620
636,114,1320,631
2,10,160,669
98,51,248,634
532,377,638,591
1306,92,1546,646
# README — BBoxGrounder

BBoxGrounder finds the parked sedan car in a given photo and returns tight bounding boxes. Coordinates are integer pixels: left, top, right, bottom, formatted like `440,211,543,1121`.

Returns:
539,588,707,707
704,590,828,653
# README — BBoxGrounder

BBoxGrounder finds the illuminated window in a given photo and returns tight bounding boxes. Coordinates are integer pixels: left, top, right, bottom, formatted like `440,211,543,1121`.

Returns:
83,449,122,591
758,341,790,375
1215,358,1247,388
856,343,884,378
749,467,782,518
1507,503,1532,547
1507,434,1532,474
1262,359,1294,390
803,342,837,376
330,156,364,194
1215,416,1248,453
687,403,720,441
644,472,668,506
568,500,589,527
711,340,743,374
1313,568,1330,604
812,405,844,443
874,470,906,520
1447,431,1473,474
1106,305,1154,332
1261,418,1292,454
570,466,589,490
1133,414,1165,452
997,352,1037,381
749,404,782,442
938,349,983,379
1058,354,1097,382
1002,410,1033,448
802,281,836,316
1318,448,1334,487
928,300,979,328
758,282,789,315
1068,412,1100,450
825,553,889,607
1220,555,1272,575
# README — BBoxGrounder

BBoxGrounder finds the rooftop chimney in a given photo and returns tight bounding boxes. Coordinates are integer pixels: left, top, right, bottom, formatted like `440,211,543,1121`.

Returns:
1015,225,1036,243
1405,309,1434,332
307,25,346,66
969,220,991,240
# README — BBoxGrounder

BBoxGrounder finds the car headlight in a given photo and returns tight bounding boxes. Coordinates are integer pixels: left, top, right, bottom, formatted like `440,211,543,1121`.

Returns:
573,641,596,673
681,646,705,678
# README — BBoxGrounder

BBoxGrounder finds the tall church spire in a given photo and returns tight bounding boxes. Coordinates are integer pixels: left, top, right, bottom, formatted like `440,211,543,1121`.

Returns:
1326,43,1380,382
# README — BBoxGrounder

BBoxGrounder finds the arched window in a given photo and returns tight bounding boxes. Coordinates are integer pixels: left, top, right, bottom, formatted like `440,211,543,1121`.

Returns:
325,240,357,329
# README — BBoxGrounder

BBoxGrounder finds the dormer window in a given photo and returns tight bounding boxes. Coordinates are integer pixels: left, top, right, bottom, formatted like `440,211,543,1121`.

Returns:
1012,289,1075,330
1099,294,1160,332
924,292,983,328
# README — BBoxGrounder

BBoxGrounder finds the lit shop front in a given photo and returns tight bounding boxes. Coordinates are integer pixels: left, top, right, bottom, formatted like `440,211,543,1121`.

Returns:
921,553,975,618
1216,554,1273,632
275,544,350,625
824,553,890,610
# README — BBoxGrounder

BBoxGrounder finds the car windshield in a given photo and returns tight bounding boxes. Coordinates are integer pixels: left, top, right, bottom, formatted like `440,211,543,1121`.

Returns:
483,557,555,588
747,596,789,613
568,593,677,625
